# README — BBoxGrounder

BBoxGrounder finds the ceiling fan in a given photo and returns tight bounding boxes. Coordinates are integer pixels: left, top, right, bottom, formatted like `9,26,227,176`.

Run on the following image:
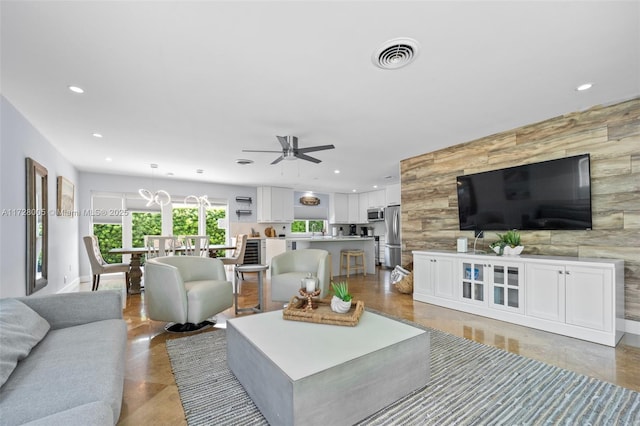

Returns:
242,136,335,164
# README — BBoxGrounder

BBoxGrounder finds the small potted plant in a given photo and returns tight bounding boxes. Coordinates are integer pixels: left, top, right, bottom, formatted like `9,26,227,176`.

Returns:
330,281,352,313
489,230,524,256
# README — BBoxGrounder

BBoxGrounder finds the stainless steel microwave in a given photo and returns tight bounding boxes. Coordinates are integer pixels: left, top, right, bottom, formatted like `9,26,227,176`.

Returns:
367,207,384,222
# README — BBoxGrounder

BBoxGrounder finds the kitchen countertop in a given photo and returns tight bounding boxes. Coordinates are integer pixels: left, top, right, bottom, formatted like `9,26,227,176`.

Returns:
284,236,375,242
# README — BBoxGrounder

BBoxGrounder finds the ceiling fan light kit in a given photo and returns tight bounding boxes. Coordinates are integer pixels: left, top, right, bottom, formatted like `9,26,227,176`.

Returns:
242,135,335,164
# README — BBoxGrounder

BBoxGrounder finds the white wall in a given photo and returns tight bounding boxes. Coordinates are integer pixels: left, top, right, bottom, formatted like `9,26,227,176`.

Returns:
1,96,80,297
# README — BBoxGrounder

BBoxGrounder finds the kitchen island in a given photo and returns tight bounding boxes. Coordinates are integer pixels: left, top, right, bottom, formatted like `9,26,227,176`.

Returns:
265,236,376,277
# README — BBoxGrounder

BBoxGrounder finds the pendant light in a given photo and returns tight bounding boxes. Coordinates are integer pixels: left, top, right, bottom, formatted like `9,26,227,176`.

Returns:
139,163,172,207
184,194,211,208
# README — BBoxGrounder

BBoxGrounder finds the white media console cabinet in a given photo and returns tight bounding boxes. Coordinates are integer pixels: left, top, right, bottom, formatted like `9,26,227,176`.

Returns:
413,250,625,347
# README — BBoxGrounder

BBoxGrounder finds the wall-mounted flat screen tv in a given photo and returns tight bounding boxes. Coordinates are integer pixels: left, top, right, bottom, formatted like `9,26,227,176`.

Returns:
456,154,592,231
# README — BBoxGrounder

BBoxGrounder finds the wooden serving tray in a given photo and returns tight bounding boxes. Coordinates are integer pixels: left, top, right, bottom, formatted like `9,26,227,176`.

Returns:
282,296,365,327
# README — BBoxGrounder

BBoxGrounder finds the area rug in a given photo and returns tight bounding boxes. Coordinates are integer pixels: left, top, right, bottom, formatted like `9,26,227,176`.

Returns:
166,313,640,425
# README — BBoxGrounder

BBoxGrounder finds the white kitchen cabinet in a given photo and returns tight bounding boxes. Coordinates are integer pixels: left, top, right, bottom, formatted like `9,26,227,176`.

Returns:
347,193,359,223
385,183,401,206
368,189,386,208
358,192,369,223
413,252,456,299
413,250,624,346
329,193,349,224
257,186,294,223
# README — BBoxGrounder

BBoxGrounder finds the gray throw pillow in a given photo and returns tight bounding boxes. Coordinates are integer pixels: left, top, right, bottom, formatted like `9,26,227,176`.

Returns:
0,298,51,386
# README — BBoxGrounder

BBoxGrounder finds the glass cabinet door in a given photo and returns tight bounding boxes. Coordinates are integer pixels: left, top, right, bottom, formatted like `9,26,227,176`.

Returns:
461,261,486,305
490,262,523,313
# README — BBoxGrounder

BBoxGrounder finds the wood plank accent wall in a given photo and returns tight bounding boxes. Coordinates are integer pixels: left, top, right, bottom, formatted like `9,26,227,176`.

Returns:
400,98,640,321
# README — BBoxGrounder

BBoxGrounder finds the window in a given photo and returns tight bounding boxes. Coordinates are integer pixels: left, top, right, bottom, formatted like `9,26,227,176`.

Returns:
172,205,199,237
172,202,228,244
132,212,162,247
291,220,326,234
93,223,123,263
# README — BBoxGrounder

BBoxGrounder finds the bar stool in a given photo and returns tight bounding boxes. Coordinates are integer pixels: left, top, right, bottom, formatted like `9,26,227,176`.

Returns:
340,249,366,278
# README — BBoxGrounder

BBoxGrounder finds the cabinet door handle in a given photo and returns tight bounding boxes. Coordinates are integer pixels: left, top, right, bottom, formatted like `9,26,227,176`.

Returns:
558,270,564,274
566,271,571,275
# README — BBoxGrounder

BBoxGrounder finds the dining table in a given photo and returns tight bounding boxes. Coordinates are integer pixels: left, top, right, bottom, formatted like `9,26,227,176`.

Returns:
110,244,236,294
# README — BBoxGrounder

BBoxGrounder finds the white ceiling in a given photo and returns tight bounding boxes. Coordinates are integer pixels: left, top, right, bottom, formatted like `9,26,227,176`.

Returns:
2,1,639,194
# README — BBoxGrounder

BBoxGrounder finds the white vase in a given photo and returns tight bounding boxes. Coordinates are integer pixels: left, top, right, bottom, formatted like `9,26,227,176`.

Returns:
492,245,524,256
330,296,351,313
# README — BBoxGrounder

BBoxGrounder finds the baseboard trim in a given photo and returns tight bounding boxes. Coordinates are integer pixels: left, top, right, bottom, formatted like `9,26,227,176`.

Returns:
624,319,640,336
58,277,80,293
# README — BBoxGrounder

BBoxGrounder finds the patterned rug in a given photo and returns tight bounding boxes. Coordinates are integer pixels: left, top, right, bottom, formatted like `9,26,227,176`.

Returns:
166,313,640,425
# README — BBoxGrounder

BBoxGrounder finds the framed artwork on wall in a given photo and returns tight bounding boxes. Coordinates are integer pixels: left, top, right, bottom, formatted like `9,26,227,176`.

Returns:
56,176,74,217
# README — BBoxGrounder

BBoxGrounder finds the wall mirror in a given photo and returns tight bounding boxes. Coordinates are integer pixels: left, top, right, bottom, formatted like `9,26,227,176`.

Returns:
26,157,48,294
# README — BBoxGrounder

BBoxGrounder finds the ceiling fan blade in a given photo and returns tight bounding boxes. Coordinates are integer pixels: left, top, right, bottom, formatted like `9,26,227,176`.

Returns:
295,153,322,163
276,136,291,150
271,155,285,165
296,144,335,153
242,149,283,153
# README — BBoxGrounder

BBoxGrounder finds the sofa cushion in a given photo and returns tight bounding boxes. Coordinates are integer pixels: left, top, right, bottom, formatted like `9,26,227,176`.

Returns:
0,319,126,426
0,299,50,387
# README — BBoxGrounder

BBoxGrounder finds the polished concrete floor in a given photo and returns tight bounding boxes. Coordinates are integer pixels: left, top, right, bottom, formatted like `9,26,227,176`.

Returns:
88,266,640,426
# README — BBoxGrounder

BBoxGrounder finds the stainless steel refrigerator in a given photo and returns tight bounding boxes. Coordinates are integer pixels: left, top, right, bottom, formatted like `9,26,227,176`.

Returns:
384,205,401,269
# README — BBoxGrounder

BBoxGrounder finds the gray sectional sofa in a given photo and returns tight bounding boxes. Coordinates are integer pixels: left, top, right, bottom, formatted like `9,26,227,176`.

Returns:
0,291,127,425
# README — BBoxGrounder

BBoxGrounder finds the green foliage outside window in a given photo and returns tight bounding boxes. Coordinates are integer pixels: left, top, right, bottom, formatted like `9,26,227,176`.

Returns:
93,224,123,263
204,208,227,243
92,206,228,264
132,212,162,247
291,220,306,232
172,207,227,244
291,220,326,233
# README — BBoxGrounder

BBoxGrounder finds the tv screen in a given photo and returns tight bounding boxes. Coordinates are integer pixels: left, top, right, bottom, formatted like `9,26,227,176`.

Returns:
456,154,592,231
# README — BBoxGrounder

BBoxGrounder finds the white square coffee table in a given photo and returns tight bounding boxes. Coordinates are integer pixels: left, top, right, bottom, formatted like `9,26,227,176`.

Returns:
226,309,430,426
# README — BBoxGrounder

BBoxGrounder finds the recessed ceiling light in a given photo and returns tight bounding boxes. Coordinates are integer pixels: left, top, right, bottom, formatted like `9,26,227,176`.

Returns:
334,170,340,174
92,133,103,138
373,185,378,189
105,157,112,162
352,189,357,193
196,169,204,174
235,159,254,165
576,83,594,91
68,85,84,93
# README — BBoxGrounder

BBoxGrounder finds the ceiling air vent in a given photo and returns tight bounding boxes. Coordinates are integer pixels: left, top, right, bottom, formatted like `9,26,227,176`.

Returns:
372,37,419,70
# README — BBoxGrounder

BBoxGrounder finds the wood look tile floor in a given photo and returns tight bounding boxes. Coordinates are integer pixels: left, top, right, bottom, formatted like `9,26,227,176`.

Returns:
88,267,640,426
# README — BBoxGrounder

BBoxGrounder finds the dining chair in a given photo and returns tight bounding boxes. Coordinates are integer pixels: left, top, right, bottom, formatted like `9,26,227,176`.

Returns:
220,234,248,279
145,236,178,259
83,235,130,291
183,235,210,257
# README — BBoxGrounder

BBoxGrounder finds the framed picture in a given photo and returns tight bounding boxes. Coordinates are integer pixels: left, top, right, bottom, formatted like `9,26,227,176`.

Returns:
57,176,74,217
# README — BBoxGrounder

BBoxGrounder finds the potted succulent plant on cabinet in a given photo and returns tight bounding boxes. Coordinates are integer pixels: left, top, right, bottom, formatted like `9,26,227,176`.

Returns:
330,281,352,313
489,230,524,256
